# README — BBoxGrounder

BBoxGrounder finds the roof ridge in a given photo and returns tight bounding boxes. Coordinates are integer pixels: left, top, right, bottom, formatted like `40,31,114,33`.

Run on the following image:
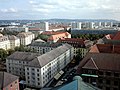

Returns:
91,57,99,70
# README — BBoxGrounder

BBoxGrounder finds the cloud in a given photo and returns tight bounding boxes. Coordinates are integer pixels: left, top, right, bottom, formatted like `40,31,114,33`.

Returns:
0,8,18,13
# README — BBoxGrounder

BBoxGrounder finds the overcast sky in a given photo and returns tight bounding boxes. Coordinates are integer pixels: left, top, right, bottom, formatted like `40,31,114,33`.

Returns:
0,0,120,20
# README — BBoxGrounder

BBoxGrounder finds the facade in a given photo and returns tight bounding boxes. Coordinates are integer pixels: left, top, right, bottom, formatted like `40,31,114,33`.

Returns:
17,32,35,45
77,53,120,90
31,22,49,31
28,41,62,54
71,22,82,29
0,71,19,90
58,38,89,57
6,52,41,78
0,36,10,50
25,44,74,88
8,35,20,49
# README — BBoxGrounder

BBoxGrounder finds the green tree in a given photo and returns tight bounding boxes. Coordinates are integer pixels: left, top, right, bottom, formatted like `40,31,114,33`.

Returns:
0,48,7,60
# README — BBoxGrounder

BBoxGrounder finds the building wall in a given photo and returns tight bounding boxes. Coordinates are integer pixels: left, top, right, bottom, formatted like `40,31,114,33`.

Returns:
0,38,10,50
9,39,20,49
81,68,120,90
25,47,74,88
3,79,19,90
6,59,28,78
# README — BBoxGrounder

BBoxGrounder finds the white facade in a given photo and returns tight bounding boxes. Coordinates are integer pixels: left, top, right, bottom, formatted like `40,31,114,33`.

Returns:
8,35,20,49
17,32,35,45
71,22,82,29
0,36,10,50
25,44,74,88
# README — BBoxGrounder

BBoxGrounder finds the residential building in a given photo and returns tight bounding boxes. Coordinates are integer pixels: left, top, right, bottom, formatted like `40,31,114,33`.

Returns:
6,52,41,78
28,41,62,54
0,71,19,90
5,26,28,32
58,38,89,57
25,44,74,88
0,36,10,50
8,35,20,49
30,22,49,31
71,22,82,29
17,32,35,45
42,31,71,43
77,53,120,90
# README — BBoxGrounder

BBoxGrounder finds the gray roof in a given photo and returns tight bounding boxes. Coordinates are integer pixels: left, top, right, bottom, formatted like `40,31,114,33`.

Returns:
0,72,19,89
7,51,41,61
29,42,62,48
28,44,73,68
8,35,19,40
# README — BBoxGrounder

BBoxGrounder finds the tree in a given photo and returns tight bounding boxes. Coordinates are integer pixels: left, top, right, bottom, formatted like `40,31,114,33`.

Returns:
7,49,15,56
0,48,7,60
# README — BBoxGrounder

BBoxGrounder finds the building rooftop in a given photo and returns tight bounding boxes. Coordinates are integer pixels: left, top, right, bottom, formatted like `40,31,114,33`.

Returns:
17,32,34,37
28,44,73,68
105,31,120,40
77,53,120,72
7,51,41,61
8,35,19,40
90,44,120,54
54,76,100,90
0,36,9,42
0,71,19,89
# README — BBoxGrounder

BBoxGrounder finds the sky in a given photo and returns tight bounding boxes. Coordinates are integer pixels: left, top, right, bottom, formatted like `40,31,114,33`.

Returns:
0,0,120,20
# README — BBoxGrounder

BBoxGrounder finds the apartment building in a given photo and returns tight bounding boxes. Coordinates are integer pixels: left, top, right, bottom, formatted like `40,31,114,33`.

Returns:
25,44,74,88
58,38,89,58
5,26,28,32
6,52,41,78
28,41,62,54
17,32,35,45
29,22,49,31
0,36,10,50
8,35,20,49
77,53,120,90
0,71,19,90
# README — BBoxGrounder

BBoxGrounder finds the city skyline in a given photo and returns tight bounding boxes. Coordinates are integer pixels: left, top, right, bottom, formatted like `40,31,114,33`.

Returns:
0,0,120,20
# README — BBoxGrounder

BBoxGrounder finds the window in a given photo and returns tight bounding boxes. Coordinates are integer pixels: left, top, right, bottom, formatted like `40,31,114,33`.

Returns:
106,80,110,85
37,69,39,72
114,72,119,77
106,72,111,76
37,74,39,76
32,68,34,71
38,82,40,85
114,81,118,86
38,78,40,80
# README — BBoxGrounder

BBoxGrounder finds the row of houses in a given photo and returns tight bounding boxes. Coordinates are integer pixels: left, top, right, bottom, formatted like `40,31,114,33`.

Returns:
0,32,35,50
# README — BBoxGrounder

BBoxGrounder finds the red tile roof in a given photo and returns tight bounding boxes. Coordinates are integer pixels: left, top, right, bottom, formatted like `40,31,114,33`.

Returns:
105,31,120,40
90,44,120,54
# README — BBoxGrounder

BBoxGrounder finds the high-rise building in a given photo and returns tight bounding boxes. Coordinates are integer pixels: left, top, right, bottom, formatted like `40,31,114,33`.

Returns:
71,22,82,29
